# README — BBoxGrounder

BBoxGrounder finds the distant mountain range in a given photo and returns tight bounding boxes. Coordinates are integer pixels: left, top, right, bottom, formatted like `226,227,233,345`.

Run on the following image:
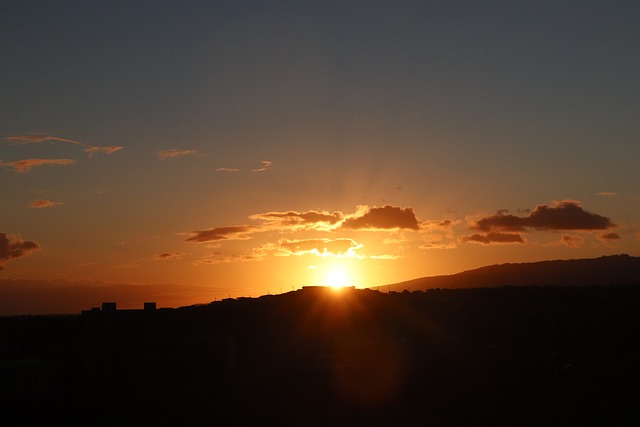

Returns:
372,254,640,292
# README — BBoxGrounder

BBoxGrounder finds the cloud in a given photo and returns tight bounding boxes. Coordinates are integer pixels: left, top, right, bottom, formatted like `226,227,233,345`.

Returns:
154,252,186,261
341,205,421,230
4,133,123,158
599,232,621,241
216,167,240,172
419,241,458,250
0,158,76,173
249,210,344,230
559,234,584,247
3,133,83,146
252,160,273,172
85,146,124,157
277,238,363,257
459,233,525,245
472,201,615,232
157,149,198,159
0,233,40,269
30,200,64,208
185,225,257,243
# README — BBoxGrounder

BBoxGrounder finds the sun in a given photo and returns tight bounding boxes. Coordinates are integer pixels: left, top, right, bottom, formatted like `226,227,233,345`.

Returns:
325,266,351,288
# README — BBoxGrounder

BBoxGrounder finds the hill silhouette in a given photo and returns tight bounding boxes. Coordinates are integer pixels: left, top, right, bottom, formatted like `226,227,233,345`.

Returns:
375,254,640,292
2,257,640,425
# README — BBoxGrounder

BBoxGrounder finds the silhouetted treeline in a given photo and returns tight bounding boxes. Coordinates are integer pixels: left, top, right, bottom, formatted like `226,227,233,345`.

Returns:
2,284,640,426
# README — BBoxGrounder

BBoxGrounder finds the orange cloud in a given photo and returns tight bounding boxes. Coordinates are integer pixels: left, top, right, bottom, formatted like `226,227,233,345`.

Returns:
277,238,363,257
3,133,83,146
459,233,525,245
341,205,421,230
0,233,40,269
85,146,124,156
157,149,198,159
250,210,343,229
216,167,240,172
4,133,122,158
0,158,76,173
252,160,273,172
185,225,257,243
30,200,64,208
473,201,614,232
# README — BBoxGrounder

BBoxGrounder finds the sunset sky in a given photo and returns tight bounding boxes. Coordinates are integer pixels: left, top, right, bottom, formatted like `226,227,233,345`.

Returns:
2,1,639,314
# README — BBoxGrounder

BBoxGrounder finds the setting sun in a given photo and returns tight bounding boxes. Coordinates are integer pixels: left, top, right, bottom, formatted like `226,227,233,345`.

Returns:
325,266,351,288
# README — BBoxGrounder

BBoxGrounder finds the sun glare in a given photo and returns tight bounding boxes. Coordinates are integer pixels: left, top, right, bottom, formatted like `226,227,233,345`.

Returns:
325,266,351,288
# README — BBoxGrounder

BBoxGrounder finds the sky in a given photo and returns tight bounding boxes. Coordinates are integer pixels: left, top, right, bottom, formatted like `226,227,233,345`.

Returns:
2,0,640,314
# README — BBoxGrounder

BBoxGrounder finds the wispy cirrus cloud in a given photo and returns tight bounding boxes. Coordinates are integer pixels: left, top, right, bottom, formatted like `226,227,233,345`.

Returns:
252,160,273,172
216,167,240,173
0,233,40,270
3,133,124,157
157,149,198,159
3,132,83,146
30,199,64,208
85,146,124,157
0,158,76,173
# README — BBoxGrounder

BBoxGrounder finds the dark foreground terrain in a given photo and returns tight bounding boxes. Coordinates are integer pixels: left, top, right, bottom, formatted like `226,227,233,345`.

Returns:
2,284,640,426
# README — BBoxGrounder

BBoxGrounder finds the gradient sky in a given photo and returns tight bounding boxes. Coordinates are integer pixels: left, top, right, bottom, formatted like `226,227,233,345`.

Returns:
2,0,640,314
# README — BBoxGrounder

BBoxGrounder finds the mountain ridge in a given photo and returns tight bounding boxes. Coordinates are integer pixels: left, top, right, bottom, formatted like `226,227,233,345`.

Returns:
372,254,640,292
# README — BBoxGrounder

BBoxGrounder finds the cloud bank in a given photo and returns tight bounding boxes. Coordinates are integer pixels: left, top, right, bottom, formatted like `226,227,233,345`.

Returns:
461,201,616,246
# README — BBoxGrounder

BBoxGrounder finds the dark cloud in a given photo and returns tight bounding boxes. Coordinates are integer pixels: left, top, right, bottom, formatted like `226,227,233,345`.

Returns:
459,233,524,245
600,232,621,241
185,226,256,243
154,252,185,260
341,205,421,230
0,233,40,269
473,201,614,232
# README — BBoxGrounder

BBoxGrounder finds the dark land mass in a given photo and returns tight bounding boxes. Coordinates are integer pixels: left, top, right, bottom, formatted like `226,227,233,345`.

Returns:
2,256,640,426
375,254,640,292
